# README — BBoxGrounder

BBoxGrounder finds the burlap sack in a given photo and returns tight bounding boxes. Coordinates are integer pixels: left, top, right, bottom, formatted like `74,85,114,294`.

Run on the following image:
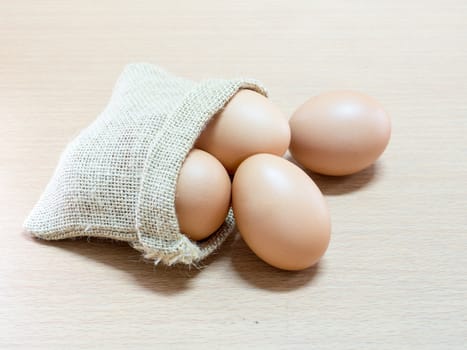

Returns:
24,63,266,266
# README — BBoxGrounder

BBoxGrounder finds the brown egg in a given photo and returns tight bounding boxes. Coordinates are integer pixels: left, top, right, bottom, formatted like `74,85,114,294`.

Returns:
196,89,291,173
232,154,331,271
175,149,231,241
289,91,391,176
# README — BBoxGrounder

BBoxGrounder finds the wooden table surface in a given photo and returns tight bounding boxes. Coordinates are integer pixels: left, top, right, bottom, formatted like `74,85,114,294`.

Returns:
1,1,466,349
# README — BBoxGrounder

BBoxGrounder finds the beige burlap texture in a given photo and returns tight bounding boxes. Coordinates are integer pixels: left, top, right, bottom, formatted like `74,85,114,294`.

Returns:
24,63,266,266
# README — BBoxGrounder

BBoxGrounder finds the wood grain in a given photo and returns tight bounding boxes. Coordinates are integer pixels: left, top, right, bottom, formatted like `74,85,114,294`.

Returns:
1,1,466,348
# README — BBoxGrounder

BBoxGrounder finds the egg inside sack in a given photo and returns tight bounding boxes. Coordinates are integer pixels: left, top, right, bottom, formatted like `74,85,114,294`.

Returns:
196,89,291,174
232,154,331,271
289,90,391,176
175,149,231,241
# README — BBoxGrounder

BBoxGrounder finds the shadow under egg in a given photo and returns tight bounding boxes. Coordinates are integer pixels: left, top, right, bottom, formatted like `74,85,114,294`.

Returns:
285,153,380,195
229,233,323,292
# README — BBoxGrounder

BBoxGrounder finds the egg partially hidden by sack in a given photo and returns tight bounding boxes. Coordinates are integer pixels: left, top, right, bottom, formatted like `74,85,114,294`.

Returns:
290,91,391,176
196,89,291,173
232,154,331,271
175,149,231,241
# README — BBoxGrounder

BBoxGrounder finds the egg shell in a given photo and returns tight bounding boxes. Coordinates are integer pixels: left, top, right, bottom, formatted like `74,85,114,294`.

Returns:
175,149,231,241
232,154,331,271
196,89,291,173
289,90,391,176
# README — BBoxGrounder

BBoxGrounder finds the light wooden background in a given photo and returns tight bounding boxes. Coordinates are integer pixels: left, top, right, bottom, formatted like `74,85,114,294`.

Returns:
1,1,466,349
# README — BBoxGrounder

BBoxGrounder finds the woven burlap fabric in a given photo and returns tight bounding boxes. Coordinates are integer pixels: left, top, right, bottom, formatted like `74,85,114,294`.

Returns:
24,63,266,266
